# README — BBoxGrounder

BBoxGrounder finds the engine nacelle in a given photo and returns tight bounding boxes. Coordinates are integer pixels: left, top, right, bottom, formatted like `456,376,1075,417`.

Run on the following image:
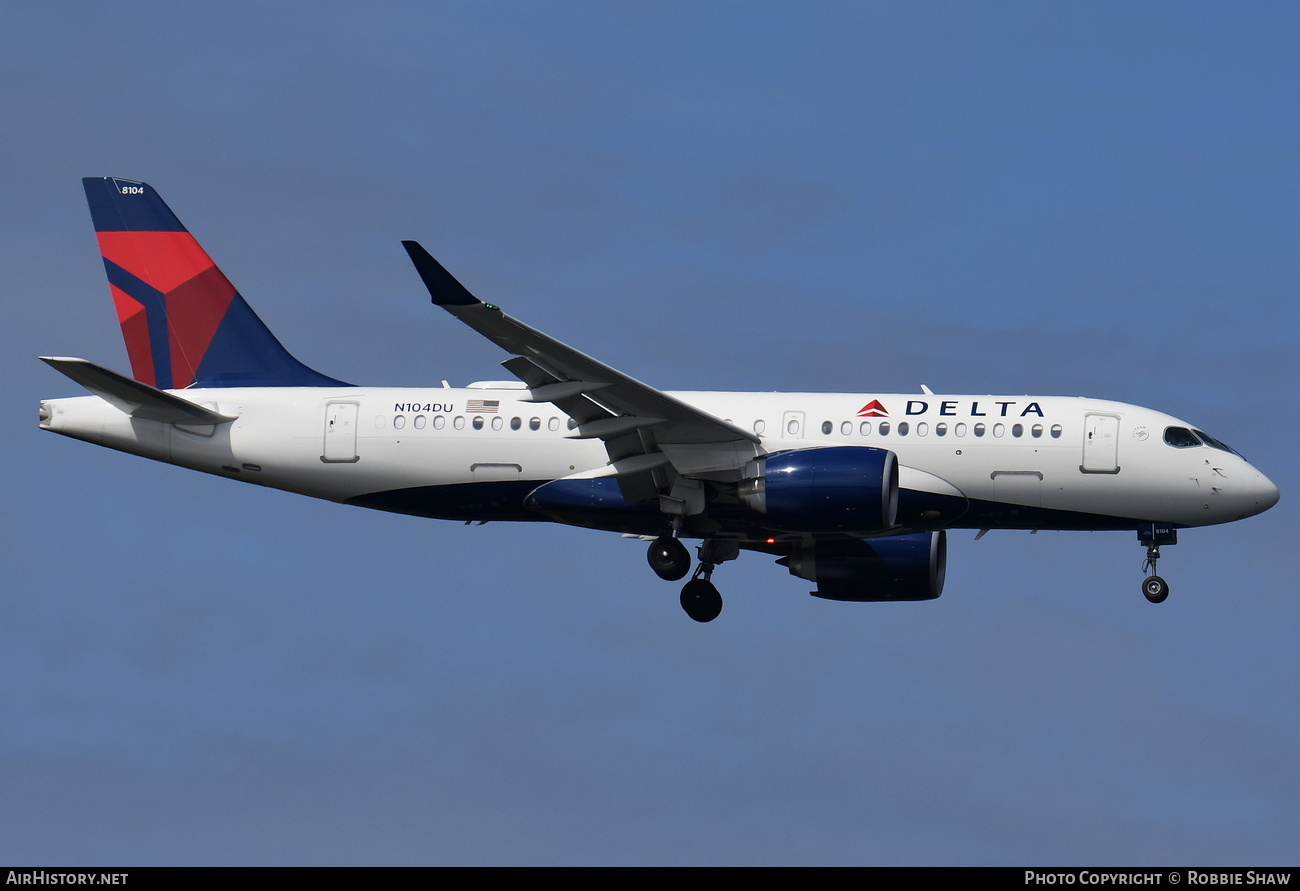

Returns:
782,531,947,601
741,446,899,533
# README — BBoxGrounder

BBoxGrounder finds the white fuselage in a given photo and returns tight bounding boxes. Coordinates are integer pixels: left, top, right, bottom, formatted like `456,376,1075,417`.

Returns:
39,383,1278,535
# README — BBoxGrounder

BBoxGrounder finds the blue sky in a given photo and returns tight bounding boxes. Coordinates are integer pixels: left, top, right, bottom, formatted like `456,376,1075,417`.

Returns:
4,2,1298,865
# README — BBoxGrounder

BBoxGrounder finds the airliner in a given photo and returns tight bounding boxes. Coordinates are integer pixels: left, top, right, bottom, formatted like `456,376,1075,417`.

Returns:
39,178,1279,621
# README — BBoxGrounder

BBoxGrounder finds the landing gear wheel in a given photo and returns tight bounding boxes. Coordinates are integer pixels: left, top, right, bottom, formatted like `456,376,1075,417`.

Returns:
1138,525,1176,604
680,579,723,623
1142,575,1169,604
647,536,691,581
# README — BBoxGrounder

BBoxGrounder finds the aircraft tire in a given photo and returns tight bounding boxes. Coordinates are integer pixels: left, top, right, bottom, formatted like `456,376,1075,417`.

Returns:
1142,575,1169,604
648,536,691,581
680,579,723,623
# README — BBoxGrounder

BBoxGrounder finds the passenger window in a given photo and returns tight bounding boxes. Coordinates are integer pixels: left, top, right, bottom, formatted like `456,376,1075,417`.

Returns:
754,419,766,435
1012,423,1023,438
510,417,522,431
414,415,426,429
787,419,799,436
840,421,852,435
529,417,540,431
433,416,446,430
548,417,560,431
453,416,465,430
821,421,832,435
472,416,484,430
935,423,947,437
1050,424,1062,439
1031,424,1042,438
973,423,985,437
859,421,871,436
879,422,891,435
955,423,967,437
567,418,578,430
393,415,406,430
898,422,909,436
993,423,1005,437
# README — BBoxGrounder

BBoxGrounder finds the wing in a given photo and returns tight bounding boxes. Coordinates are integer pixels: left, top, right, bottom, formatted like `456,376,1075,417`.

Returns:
402,242,763,507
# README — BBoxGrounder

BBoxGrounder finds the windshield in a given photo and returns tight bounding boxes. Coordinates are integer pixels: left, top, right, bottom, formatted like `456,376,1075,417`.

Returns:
1163,426,1243,457
1163,427,1201,448
1193,429,1243,457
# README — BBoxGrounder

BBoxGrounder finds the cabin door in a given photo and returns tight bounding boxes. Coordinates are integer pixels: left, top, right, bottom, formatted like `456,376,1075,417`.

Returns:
322,401,360,463
1081,413,1119,473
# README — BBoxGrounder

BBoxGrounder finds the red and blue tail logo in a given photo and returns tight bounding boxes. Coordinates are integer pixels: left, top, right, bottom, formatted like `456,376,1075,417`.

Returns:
83,177,349,389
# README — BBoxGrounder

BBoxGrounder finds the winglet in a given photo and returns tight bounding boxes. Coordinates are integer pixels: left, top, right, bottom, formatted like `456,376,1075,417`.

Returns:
401,241,482,306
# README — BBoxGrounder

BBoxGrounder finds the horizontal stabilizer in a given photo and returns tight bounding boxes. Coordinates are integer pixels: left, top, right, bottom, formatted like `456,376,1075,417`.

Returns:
40,357,236,425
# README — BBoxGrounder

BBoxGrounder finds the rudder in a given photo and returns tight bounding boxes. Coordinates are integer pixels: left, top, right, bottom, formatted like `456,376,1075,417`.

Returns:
83,177,349,389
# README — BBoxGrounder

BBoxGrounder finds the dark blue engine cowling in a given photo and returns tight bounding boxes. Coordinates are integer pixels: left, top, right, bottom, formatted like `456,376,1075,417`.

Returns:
782,531,947,601
756,447,899,533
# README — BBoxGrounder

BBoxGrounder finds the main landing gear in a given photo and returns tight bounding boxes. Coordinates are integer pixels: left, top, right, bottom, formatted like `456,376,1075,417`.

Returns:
680,575,723,623
1138,523,1177,604
647,536,738,622
647,535,691,581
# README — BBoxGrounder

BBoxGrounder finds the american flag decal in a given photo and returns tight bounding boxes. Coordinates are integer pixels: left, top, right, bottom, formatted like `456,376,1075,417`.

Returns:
466,399,500,413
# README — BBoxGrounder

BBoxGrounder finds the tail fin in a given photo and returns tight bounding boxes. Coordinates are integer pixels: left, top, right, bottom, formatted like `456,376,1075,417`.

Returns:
82,177,349,389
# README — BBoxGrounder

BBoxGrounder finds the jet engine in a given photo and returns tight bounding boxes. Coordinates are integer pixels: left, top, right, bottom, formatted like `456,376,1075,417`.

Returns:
740,446,899,533
780,531,947,601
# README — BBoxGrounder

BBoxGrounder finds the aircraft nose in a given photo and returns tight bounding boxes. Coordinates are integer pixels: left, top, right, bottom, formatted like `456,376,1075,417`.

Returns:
1255,469,1280,514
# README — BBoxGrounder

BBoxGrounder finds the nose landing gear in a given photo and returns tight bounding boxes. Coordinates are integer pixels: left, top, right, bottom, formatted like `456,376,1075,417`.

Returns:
1138,523,1177,603
1141,571,1169,603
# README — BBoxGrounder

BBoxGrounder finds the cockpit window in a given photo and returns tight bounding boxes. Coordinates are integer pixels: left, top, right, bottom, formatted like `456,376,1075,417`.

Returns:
1163,427,1202,448
1193,429,1242,457
1163,426,1244,457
